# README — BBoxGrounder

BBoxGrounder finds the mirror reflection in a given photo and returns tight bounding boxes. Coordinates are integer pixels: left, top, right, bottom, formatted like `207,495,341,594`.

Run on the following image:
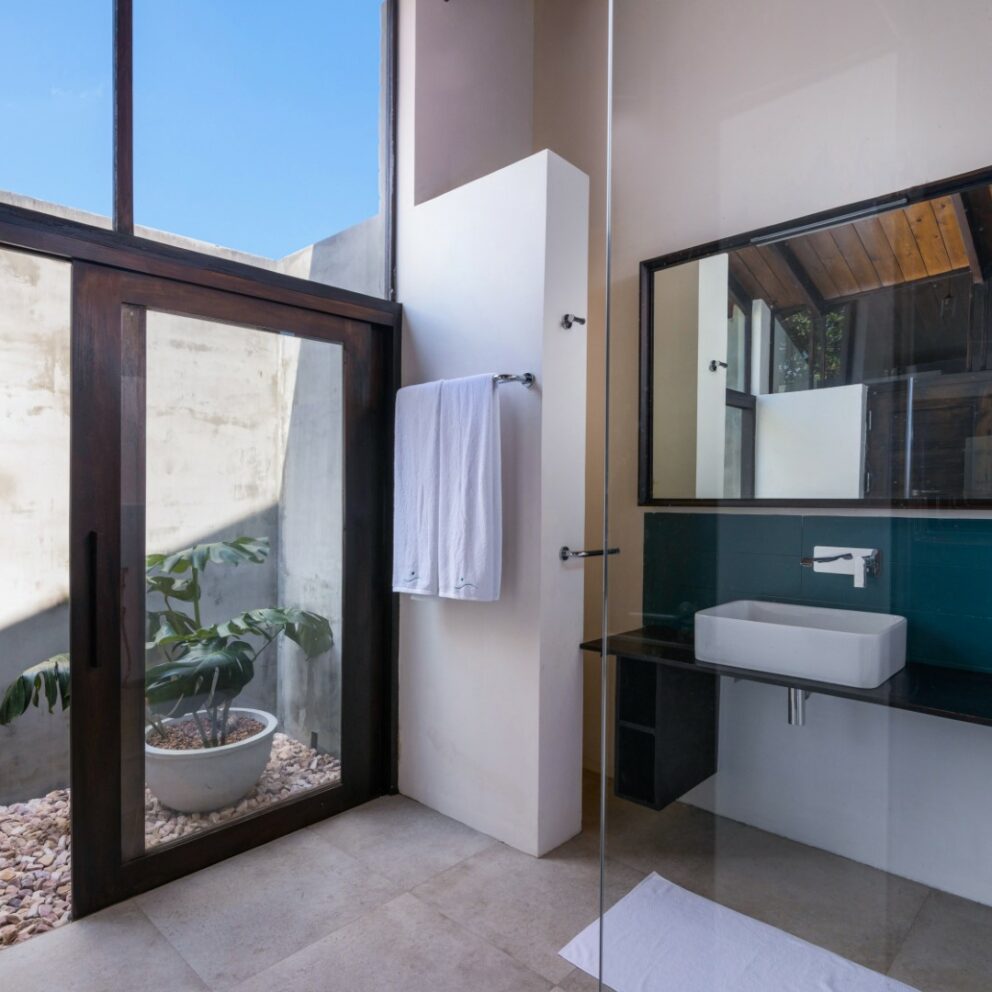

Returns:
644,183,992,502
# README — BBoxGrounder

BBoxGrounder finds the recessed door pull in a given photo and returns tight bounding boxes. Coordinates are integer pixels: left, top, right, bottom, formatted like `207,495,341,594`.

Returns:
559,546,621,561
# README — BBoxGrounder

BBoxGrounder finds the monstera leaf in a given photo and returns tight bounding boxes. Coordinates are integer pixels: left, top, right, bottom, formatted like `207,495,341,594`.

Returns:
0,654,71,726
146,536,269,579
145,639,255,719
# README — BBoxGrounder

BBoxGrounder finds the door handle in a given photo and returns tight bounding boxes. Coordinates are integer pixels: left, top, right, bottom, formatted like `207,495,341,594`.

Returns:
86,530,99,668
559,546,620,562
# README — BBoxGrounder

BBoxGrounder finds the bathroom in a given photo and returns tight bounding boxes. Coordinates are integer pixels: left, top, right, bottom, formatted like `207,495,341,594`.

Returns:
1,1,992,990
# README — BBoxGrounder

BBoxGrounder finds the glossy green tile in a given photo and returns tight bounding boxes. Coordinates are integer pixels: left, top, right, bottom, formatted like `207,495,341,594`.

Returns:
714,515,802,556
800,515,904,559
643,512,992,674
715,552,802,601
905,612,992,671
907,565,992,618
904,517,992,570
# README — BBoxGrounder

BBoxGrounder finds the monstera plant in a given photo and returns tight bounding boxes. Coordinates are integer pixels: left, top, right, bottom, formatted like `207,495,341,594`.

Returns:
0,535,332,748
143,535,331,747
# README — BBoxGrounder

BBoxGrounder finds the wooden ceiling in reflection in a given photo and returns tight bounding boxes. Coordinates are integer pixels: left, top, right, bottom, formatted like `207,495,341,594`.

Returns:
730,187,992,310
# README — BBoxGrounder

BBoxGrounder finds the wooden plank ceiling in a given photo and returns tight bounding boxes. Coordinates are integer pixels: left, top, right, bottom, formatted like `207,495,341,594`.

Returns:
730,188,992,309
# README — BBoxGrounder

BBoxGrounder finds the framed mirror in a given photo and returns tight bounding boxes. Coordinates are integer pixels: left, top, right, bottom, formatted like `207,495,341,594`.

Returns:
639,166,992,506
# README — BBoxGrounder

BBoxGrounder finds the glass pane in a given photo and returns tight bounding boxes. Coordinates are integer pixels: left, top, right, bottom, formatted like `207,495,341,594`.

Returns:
0,2,112,220
723,406,743,498
141,313,343,849
726,299,747,391
0,247,72,945
605,4,992,990
134,1,388,295
772,310,812,392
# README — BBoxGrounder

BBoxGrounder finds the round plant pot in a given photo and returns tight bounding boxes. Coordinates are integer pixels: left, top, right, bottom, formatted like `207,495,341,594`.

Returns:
145,707,277,814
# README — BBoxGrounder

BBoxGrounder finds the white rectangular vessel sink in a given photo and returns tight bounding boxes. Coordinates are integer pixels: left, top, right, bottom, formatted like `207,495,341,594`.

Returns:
694,600,907,689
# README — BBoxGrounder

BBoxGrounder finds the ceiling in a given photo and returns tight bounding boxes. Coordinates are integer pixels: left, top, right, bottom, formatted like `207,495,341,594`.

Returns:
729,187,992,310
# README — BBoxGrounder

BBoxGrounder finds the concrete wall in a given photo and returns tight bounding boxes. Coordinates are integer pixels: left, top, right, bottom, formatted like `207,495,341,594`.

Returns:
0,253,342,803
276,338,344,755
0,247,71,804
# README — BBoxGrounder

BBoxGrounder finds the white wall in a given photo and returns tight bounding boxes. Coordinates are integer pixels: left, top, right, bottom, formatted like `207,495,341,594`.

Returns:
685,680,992,907
396,150,589,856
755,385,866,499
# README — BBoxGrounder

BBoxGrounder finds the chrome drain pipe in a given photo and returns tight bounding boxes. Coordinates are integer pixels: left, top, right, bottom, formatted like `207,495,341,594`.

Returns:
788,688,810,726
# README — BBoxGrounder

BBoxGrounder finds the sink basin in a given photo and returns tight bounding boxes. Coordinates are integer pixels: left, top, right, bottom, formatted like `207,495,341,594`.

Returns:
694,600,907,689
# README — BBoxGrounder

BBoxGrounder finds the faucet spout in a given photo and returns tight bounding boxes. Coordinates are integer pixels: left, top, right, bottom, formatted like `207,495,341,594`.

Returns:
801,547,881,588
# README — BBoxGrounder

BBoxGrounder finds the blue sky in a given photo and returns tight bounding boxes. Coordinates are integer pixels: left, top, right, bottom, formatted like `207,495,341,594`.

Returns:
0,1,383,258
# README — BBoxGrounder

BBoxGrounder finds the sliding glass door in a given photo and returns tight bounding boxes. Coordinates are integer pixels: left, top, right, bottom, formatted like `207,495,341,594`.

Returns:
69,263,392,914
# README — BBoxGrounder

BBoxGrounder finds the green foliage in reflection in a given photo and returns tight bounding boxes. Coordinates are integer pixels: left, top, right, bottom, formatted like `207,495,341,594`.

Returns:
773,306,849,391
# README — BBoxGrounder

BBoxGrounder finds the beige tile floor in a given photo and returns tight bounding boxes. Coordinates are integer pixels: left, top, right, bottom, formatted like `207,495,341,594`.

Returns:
1,779,990,991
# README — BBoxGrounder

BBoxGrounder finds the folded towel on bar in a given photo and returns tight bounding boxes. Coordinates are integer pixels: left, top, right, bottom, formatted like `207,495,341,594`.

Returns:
392,381,443,595
437,374,502,601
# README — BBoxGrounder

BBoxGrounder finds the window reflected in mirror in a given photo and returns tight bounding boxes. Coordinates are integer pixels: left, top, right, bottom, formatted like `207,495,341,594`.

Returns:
643,176,992,502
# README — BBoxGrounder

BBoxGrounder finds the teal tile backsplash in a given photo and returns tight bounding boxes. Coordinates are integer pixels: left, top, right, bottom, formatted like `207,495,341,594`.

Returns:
643,514,992,673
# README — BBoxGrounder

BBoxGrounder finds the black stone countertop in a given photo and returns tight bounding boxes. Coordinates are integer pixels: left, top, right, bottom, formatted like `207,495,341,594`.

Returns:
581,626,992,728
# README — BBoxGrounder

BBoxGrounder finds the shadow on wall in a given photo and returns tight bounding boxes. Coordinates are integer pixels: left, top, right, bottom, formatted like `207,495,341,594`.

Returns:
0,505,341,807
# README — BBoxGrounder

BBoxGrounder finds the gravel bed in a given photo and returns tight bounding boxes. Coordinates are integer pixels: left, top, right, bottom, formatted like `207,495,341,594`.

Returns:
1,734,341,948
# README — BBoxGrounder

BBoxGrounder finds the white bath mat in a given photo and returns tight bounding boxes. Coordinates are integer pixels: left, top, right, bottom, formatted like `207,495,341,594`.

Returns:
559,873,919,991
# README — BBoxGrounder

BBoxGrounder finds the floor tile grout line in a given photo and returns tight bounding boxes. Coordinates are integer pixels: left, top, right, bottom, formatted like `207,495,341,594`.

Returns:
132,847,402,992
299,797,502,893
125,900,213,991
401,890,558,991
136,805,503,991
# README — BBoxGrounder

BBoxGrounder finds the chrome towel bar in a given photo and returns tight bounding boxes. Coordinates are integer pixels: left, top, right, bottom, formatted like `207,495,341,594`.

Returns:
559,546,621,562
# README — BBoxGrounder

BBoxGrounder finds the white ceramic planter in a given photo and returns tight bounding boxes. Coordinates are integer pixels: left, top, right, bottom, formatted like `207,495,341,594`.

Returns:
145,707,277,814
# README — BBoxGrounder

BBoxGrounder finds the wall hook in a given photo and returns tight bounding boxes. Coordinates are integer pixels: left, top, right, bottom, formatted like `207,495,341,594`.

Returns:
561,314,587,329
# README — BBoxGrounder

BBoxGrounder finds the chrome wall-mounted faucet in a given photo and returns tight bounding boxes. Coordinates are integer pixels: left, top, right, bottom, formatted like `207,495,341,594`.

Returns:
800,546,881,588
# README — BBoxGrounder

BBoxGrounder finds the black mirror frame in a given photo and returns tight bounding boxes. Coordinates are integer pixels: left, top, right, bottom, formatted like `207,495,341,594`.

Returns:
638,162,992,509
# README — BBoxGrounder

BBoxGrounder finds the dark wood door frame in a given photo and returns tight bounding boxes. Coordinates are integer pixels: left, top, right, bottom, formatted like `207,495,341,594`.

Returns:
68,260,397,916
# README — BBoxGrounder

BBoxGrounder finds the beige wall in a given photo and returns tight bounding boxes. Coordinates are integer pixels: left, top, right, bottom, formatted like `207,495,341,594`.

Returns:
651,261,698,497
533,0,992,770
413,0,535,204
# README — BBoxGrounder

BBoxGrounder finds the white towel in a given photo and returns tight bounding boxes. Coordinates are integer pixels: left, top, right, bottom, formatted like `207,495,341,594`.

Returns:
438,374,502,601
392,381,442,595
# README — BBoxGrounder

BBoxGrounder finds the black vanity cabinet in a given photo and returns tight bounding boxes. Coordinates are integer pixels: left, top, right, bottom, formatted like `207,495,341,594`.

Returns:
614,655,719,809
592,626,992,812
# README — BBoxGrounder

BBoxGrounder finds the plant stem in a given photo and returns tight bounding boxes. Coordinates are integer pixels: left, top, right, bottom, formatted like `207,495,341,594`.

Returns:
191,710,210,748
251,630,278,663
220,699,231,745
191,564,202,628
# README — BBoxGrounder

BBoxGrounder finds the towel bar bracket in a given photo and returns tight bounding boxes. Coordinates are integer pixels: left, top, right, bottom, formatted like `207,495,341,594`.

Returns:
493,372,535,388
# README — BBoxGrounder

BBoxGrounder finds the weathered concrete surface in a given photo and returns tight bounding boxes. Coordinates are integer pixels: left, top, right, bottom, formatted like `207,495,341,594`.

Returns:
276,338,343,756
1,253,343,803
0,247,71,803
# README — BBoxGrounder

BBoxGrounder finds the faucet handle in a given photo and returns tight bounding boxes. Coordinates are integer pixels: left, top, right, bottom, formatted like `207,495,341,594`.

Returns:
805,546,881,588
